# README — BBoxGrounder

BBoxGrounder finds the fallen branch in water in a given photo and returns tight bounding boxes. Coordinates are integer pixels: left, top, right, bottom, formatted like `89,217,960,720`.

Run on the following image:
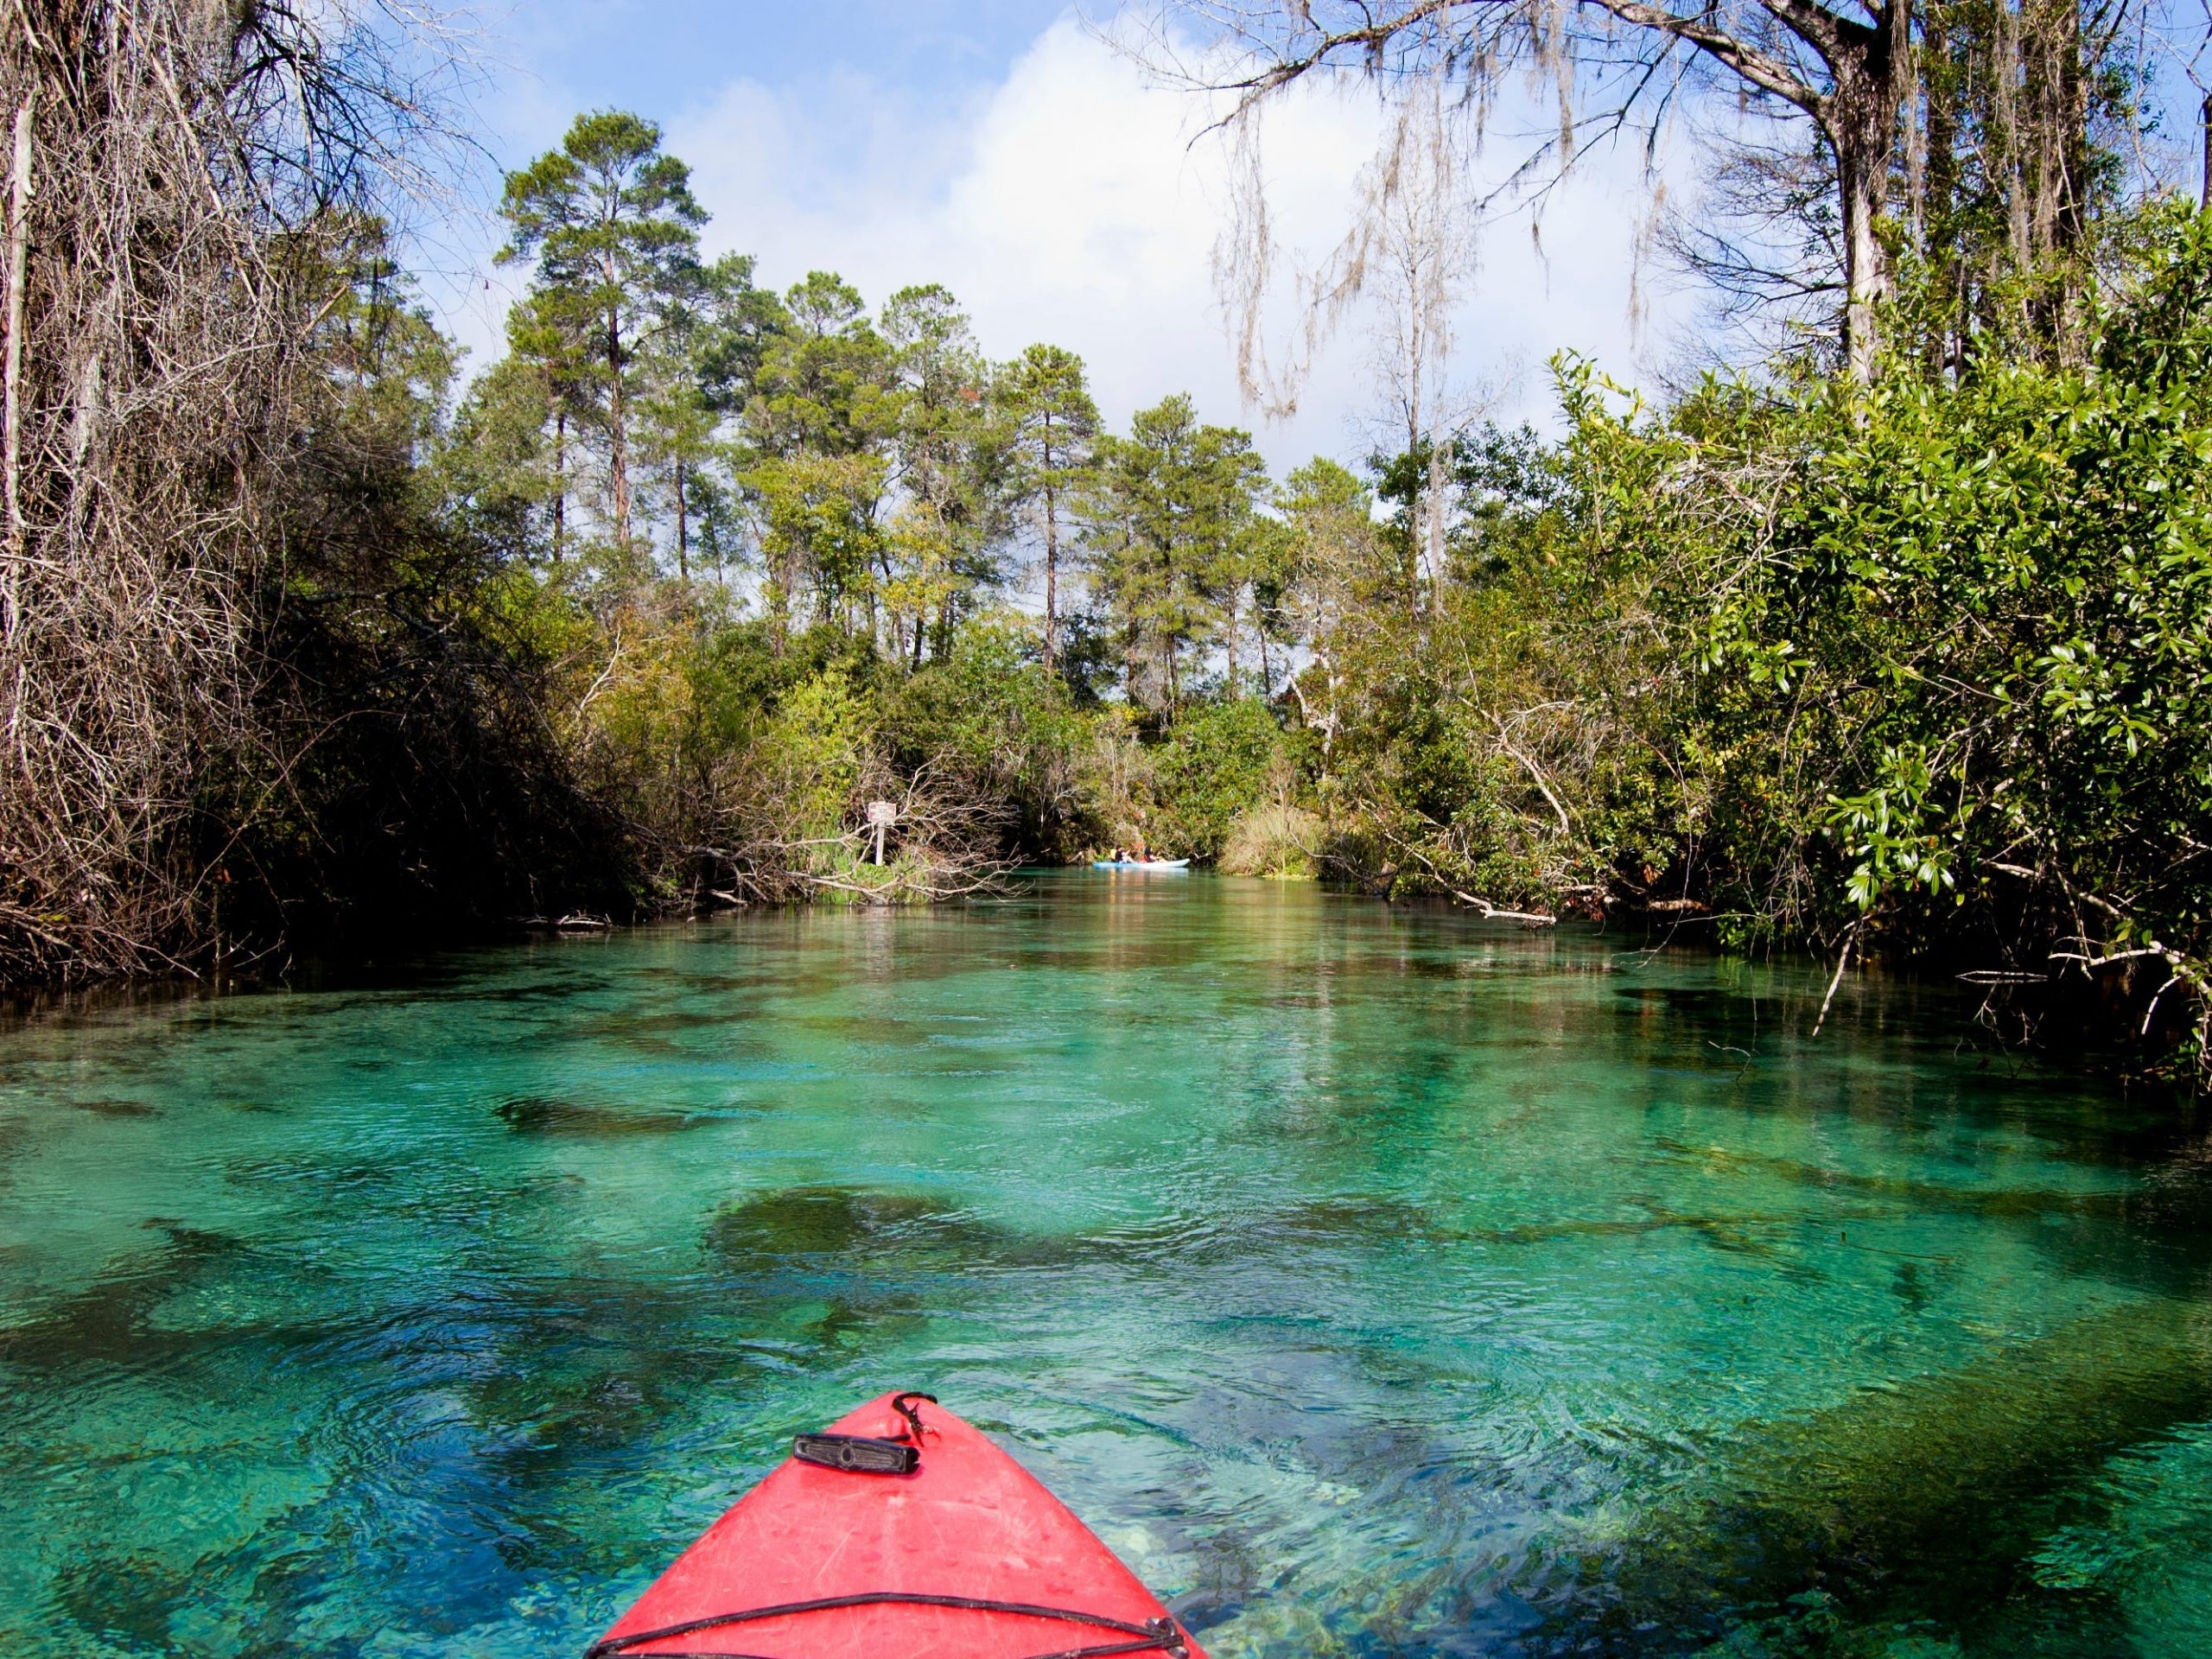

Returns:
1812,919,1863,1038
2051,935,2212,1066
1450,889,1558,926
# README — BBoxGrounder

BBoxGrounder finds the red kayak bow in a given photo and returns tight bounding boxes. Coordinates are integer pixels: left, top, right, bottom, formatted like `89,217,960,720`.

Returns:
587,1391,1205,1659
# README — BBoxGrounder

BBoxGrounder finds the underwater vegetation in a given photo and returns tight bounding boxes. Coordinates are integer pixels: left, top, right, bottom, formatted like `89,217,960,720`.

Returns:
493,1096,712,1136
6,890,2212,1657
1523,1295,2212,1655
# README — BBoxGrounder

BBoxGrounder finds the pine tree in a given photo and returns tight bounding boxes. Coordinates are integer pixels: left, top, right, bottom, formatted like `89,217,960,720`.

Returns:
1002,344,1099,674
638,253,779,579
741,272,895,635
499,111,706,560
883,284,1000,661
1084,394,1268,716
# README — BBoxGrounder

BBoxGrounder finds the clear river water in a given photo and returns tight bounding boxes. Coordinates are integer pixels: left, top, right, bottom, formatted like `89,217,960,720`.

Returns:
3,874,2210,1658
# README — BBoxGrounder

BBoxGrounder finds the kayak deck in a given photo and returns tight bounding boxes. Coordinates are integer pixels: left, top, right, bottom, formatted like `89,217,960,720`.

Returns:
1090,859,1190,870
588,1392,1203,1659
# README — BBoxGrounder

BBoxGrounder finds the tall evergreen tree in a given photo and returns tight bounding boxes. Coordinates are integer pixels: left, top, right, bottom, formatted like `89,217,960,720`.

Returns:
1085,393,1268,715
883,284,1000,661
638,253,780,578
749,270,892,459
1002,344,1099,674
499,111,706,558
500,289,589,563
742,272,895,635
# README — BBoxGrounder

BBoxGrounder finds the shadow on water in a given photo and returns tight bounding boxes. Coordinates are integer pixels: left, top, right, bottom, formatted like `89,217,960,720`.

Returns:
1271,1191,1880,1257
1656,1136,2212,1234
48,1552,199,1656
493,1096,715,1137
66,1096,161,1119
705,1183,1242,1282
707,1184,1000,1268
1657,1134,2212,1300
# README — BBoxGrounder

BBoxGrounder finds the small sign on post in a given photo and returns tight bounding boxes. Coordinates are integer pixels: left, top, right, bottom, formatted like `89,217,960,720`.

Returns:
865,799,899,865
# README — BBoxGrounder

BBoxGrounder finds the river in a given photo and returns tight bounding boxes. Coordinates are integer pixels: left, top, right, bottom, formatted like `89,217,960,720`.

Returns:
2,873,2209,1656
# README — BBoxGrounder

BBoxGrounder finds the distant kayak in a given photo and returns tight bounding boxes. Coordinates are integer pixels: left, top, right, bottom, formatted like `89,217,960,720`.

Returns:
1091,858,1190,870
587,1390,1202,1659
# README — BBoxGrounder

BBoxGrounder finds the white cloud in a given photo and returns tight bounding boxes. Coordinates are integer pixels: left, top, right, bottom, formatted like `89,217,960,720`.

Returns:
440,13,1702,473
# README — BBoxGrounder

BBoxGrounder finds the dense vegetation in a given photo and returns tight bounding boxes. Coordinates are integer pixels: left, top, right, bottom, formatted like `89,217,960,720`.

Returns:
7,2,2212,1076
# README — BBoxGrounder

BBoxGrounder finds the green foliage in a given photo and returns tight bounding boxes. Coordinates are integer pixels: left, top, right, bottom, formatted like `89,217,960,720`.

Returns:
1697,200,2212,976
1001,343,1100,670
759,668,869,836
747,271,893,460
233,225,641,942
1082,394,1270,714
497,111,710,562
1150,699,1289,859
193,98,2212,1081
1292,197,2212,1069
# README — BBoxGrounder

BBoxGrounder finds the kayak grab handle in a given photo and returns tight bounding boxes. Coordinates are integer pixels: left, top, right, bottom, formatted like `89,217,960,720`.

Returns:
792,1433,919,1475
791,1390,937,1474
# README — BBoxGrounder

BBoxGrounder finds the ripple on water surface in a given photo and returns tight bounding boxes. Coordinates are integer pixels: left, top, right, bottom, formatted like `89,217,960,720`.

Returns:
2,874,2209,1657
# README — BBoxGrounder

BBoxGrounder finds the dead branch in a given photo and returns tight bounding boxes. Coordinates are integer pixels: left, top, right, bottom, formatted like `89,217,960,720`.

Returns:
1810,917,1861,1038
0,1,470,982
1450,887,1559,925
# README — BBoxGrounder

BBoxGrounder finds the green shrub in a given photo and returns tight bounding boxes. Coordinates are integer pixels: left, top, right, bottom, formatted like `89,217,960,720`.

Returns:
1151,698,1286,859
1220,801,1322,879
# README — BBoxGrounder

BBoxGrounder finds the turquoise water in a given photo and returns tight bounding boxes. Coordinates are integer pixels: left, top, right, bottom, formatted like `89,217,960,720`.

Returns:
2,874,2209,1657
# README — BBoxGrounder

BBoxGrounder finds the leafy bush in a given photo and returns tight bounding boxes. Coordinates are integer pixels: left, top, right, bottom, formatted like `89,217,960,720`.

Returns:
1150,698,1288,860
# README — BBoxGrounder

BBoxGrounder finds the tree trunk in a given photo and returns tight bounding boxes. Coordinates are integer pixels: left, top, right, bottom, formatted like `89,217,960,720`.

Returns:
1224,586,1238,698
1405,406,1422,619
1838,130,1889,384
607,308,630,551
1827,0,1908,384
2019,0,2088,346
872,542,893,654
1923,11,1960,374
1042,480,1059,672
551,405,567,563
673,455,688,579
3,92,33,566
2029,0,2084,254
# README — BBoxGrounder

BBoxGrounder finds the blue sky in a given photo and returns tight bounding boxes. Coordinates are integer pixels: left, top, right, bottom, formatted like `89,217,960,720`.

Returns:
493,1,1079,114
417,2,1713,469
424,4,2212,472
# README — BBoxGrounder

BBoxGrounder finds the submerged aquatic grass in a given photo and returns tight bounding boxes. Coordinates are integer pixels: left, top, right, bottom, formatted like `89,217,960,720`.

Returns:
0,874,2208,1656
